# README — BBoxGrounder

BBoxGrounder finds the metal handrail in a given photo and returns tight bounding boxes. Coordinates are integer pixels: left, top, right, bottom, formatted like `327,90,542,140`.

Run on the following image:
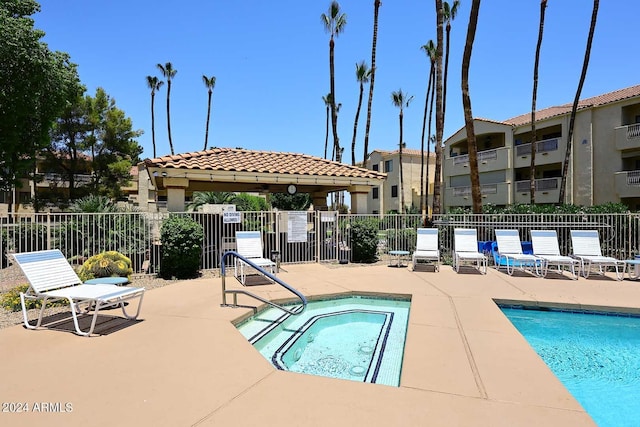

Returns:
220,251,307,315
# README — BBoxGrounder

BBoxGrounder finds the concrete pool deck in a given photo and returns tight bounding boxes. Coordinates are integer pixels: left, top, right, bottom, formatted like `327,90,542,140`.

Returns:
2,262,638,426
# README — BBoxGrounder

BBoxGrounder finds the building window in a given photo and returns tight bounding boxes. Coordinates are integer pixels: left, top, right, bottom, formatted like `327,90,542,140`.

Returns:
372,187,379,199
372,164,379,171
384,160,393,172
391,185,398,198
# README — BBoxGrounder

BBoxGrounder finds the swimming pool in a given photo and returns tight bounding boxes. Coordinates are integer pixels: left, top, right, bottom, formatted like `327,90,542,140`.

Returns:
236,294,411,386
501,306,640,427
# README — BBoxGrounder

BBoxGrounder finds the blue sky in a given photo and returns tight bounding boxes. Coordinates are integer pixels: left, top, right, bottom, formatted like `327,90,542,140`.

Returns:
35,1,640,162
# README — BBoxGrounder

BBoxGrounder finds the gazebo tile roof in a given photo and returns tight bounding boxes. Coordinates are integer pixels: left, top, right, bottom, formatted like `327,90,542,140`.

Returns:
143,148,385,179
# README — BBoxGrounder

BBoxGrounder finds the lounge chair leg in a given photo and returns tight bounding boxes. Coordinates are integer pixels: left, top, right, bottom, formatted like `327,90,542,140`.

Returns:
121,294,145,320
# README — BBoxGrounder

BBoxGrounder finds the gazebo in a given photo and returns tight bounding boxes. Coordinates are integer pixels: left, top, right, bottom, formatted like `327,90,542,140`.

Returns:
140,148,386,213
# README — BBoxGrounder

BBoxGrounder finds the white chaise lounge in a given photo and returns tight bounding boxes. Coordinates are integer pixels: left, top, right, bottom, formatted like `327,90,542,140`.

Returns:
530,230,580,280
453,228,487,274
411,228,440,271
235,231,277,284
570,230,625,280
494,229,542,276
13,249,145,336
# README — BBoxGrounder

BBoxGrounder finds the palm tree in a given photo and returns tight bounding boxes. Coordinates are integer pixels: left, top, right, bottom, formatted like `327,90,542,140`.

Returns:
420,40,437,217
529,0,548,204
433,1,445,215
145,76,164,158
391,89,414,213
461,0,482,214
559,0,599,203
187,191,237,211
321,1,347,163
156,62,177,155
442,0,460,124
351,61,371,165
322,93,331,159
202,75,216,151
362,0,381,164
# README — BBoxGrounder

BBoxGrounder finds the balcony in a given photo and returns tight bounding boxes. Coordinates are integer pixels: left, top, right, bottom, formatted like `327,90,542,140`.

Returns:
37,173,93,188
615,124,640,151
513,138,563,168
514,177,561,204
445,182,511,207
615,170,640,198
445,147,511,177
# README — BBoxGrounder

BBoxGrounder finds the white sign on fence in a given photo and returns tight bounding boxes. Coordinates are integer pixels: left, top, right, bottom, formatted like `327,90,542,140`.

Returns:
223,211,241,224
287,211,308,243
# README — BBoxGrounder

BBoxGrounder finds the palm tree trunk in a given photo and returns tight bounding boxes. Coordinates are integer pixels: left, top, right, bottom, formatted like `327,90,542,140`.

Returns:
324,105,329,159
329,37,341,163
151,92,157,158
443,22,451,125
433,1,444,215
204,91,212,150
427,71,435,217
352,82,365,165
362,0,381,164
530,0,547,204
420,64,434,217
559,0,599,203
462,0,482,213
166,81,174,155
399,111,405,213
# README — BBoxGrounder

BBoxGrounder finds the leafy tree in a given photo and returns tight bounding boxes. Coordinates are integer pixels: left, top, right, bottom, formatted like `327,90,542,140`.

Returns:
0,0,80,203
270,193,312,211
157,62,177,155
321,1,347,163
559,0,599,203
461,0,482,214
351,61,371,166
146,76,164,158
362,0,381,164
202,75,216,150
391,89,413,213
46,88,143,204
233,193,269,211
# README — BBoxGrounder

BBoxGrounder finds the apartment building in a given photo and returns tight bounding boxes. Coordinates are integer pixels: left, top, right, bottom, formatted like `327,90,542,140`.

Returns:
364,149,436,214
443,84,640,210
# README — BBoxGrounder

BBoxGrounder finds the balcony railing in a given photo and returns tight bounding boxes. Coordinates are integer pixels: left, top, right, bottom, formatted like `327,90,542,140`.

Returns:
452,148,498,166
515,138,559,156
515,178,559,192
626,170,640,186
42,173,93,185
627,124,640,140
452,183,498,196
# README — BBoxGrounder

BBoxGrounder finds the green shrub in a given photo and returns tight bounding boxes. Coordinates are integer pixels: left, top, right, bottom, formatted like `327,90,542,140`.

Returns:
350,218,379,263
78,251,133,282
160,215,204,279
0,285,65,312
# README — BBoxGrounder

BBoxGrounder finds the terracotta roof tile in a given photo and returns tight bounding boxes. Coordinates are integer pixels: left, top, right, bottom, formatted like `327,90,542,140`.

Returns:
143,148,386,179
505,84,640,126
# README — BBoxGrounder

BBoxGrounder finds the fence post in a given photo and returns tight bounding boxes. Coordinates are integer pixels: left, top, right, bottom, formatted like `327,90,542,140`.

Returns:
46,211,51,250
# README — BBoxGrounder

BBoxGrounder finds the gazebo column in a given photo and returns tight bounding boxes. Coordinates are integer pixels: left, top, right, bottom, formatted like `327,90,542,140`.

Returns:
348,185,371,214
164,177,189,212
312,191,329,210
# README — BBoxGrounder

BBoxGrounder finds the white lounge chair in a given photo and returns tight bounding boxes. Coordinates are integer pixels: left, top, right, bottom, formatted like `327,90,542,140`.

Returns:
570,230,625,280
453,228,487,274
494,229,542,276
235,231,276,284
530,230,580,280
411,228,440,271
12,249,145,336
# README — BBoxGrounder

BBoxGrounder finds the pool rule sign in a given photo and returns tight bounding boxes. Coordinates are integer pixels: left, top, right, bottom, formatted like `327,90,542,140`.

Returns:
223,211,241,223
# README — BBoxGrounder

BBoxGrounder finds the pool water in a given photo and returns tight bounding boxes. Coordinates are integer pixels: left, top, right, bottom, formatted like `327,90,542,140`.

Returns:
501,307,640,427
236,295,411,386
